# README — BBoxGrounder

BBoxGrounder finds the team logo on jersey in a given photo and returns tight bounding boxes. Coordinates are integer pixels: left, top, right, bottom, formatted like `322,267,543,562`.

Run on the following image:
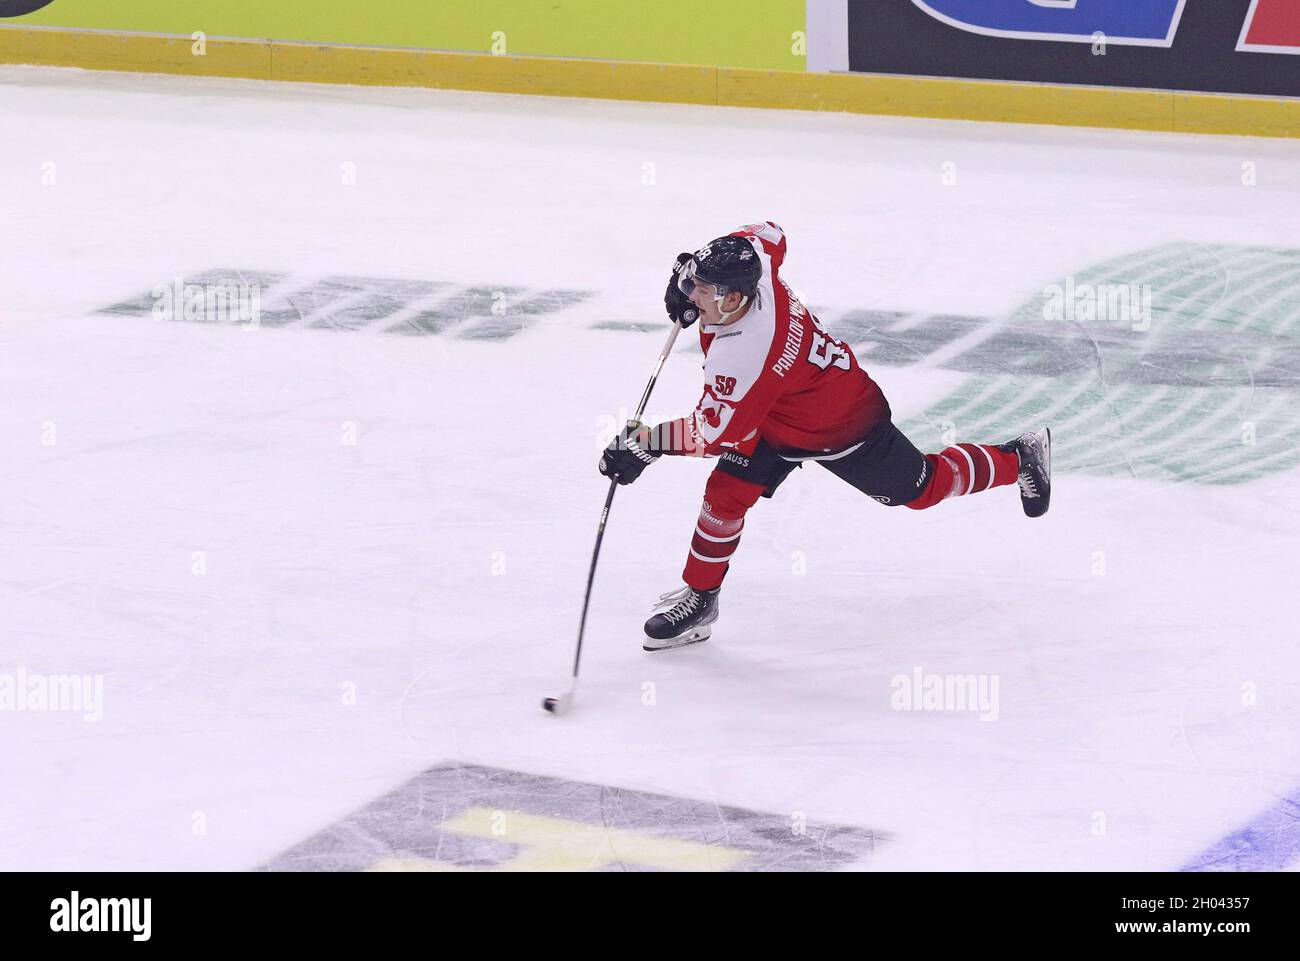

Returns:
0,0,57,15
741,222,785,245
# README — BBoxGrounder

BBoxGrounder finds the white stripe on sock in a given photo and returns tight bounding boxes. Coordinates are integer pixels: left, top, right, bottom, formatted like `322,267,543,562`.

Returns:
976,445,996,492
954,445,976,496
689,548,731,563
695,525,742,543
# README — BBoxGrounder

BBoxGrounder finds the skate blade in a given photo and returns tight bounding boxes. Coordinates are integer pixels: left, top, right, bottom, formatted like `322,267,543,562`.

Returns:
642,624,712,652
1026,426,1051,518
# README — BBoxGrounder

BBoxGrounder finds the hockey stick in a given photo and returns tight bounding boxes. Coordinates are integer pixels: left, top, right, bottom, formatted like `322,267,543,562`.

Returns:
543,318,687,715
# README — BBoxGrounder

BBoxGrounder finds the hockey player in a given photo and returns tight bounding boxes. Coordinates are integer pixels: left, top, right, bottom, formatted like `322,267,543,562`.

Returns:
599,222,1051,651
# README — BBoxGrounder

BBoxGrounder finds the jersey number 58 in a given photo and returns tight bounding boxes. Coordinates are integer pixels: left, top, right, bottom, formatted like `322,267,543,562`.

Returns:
807,316,851,371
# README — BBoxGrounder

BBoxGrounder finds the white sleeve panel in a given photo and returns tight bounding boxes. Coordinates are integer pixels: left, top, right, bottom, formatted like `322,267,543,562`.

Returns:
691,243,779,450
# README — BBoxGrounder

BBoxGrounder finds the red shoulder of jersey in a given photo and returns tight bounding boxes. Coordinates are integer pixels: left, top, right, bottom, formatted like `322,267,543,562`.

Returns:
730,221,787,273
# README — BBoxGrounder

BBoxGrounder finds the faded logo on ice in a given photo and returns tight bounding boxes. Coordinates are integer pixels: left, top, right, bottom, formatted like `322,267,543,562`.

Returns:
101,269,591,339
870,242,1300,487
262,763,885,872
99,244,1300,488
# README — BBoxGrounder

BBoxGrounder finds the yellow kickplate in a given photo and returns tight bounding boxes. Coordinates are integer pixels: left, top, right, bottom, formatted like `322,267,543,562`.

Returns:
1,26,1296,139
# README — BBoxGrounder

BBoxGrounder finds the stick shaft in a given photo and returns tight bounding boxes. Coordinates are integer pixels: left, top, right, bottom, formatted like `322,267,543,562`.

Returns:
568,322,683,684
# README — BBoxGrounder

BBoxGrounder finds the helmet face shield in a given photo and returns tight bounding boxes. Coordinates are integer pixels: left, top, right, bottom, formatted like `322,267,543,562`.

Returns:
676,260,698,297
676,260,726,301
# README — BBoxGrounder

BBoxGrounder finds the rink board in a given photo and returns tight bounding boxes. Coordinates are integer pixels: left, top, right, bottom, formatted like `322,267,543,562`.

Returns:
1,25,1298,138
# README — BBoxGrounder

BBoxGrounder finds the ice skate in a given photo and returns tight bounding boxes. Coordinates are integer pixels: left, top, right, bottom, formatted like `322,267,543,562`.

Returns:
643,585,720,651
1001,427,1052,518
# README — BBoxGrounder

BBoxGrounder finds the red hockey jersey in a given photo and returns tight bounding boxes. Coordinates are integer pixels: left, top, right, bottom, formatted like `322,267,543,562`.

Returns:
664,222,889,459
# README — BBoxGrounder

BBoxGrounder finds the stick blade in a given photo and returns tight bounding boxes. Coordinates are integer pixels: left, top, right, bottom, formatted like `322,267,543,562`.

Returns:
542,693,573,716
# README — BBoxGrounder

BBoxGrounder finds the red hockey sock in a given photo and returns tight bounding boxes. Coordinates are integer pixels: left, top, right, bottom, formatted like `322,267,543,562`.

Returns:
906,443,1019,511
682,470,766,591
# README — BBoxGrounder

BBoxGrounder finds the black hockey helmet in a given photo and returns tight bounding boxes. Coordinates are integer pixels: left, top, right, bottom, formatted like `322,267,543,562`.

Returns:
678,235,762,300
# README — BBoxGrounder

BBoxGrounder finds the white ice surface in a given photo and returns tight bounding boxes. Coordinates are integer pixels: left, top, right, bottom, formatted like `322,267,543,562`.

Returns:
2,66,1298,871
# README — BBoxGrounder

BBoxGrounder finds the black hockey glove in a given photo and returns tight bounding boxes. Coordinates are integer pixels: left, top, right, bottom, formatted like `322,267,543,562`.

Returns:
598,421,660,486
664,252,700,328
